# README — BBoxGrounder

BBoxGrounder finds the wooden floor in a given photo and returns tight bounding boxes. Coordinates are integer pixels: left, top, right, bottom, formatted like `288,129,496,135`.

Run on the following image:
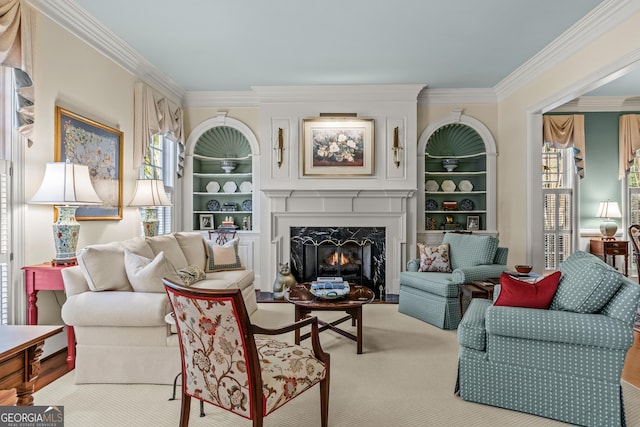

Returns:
623,330,640,388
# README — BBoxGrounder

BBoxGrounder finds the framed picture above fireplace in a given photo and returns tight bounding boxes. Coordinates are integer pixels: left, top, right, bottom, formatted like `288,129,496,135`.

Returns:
302,117,374,176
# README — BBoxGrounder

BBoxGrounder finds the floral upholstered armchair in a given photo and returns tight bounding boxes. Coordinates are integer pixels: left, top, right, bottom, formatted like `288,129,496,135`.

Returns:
164,279,330,427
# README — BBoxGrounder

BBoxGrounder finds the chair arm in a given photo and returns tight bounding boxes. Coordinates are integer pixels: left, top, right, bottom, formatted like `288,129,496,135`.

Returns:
253,317,330,364
486,306,634,350
450,264,507,284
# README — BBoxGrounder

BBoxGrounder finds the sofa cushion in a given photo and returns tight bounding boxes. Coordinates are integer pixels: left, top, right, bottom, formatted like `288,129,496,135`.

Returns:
192,269,255,291
494,271,561,309
146,234,189,270
174,232,207,270
120,236,155,259
77,242,132,292
177,265,207,287
204,238,244,272
417,243,451,272
551,250,622,314
442,233,499,270
399,271,459,298
124,250,183,293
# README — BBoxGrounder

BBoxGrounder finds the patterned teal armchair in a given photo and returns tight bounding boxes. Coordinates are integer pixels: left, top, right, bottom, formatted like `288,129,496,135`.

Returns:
399,233,508,329
457,251,640,427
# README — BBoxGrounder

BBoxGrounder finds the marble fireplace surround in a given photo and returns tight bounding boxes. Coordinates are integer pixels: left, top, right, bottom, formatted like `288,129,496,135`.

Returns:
264,189,414,296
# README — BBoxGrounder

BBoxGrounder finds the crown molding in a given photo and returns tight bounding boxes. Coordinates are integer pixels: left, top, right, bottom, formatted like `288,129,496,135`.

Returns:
27,0,185,102
550,96,640,112
251,84,426,103
417,88,497,105
494,0,640,101
183,91,259,108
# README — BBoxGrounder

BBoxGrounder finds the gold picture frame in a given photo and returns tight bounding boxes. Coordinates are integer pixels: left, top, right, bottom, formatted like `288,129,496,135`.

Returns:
302,117,374,176
55,107,124,220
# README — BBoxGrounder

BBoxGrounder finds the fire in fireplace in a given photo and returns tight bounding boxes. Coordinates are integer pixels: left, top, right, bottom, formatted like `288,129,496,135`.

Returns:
289,227,385,299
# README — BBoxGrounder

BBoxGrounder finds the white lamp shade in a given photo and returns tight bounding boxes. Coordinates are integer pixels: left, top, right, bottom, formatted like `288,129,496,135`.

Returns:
596,201,622,219
29,162,103,205
129,179,171,207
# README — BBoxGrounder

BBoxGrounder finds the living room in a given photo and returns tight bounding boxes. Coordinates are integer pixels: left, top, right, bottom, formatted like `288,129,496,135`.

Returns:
3,0,640,425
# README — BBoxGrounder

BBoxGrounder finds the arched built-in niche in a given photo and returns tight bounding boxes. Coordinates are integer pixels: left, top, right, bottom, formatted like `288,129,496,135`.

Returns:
417,110,497,238
184,113,261,232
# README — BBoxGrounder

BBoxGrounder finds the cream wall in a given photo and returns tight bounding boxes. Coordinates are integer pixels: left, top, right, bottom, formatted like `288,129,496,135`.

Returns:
497,10,640,268
23,12,141,350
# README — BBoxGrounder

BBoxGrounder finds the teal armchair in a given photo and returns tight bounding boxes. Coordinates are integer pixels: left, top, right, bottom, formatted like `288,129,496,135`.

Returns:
399,233,508,329
457,251,640,426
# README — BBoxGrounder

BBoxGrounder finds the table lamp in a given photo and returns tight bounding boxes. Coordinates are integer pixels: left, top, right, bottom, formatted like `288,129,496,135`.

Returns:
29,162,103,265
596,200,622,240
129,179,171,236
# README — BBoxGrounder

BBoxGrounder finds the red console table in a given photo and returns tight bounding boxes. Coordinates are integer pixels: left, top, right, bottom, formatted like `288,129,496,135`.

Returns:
22,263,75,370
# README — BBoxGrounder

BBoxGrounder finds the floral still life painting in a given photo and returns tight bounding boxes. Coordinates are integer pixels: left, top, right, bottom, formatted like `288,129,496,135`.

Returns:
55,107,123,220
303,118,374,176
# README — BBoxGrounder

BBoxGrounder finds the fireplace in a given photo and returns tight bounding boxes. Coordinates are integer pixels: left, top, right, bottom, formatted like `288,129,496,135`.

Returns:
290,227,385,299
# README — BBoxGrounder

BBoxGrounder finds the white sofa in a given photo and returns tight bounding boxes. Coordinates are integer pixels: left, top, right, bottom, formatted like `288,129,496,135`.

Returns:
61,231,256,384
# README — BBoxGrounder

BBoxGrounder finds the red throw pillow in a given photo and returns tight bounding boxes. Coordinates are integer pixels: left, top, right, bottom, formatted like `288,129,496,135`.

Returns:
494,271,562,309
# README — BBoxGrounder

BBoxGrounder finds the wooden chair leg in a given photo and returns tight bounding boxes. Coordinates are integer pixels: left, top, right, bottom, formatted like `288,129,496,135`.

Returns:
320,376,330,427
179,393,191,427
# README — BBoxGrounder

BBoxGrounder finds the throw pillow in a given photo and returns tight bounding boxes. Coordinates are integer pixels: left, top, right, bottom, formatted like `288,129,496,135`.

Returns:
203,238,244,272
550,250,622,313
494,271,562,309
77,242,132,291
178,265,207,287
124,250,183,292
417,243,452,272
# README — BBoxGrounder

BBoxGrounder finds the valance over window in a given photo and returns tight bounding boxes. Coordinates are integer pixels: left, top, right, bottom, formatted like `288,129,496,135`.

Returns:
134,82,184,176
0,0,34,142
543,115,586,179
619,114,640,180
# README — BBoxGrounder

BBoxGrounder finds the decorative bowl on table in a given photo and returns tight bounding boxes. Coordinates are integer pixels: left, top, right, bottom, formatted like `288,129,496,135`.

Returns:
310,281,350,300
441,158,459,172
515,265,533,274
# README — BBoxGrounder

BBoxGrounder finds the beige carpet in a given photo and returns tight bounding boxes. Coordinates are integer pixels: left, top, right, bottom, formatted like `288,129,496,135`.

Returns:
34,303,640,427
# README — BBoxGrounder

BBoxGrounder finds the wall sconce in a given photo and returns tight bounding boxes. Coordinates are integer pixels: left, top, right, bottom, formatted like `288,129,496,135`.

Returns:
29,162,103,265
275,128,284,168
392,126,402,167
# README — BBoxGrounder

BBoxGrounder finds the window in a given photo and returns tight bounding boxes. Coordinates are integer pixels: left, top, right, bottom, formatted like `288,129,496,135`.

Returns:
542,144,574,270
0,67,13,325
140,134,176,235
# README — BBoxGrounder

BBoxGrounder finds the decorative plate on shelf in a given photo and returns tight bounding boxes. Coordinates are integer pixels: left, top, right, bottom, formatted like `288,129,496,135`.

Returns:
441,179,456,193
223,181,238,193
425,199,438,211
239,181,253,193
459,199,474,211
206,200,220,211
425,180,439,192
241,199,252,211
458,179,474,192
206,181,220,193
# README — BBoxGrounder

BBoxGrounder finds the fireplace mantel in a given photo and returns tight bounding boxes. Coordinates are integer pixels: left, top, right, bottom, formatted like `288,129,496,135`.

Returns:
263,188,414,296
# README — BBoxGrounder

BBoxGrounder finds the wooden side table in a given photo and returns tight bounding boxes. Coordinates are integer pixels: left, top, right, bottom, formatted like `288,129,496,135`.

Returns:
589,239,629,276
22,263,76,370
459,279,498,317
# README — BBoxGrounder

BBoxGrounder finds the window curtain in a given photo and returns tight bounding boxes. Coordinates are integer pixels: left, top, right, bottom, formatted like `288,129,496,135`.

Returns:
0,0,34,143
134,82,184,176
619,114,640,180
543,114,586,178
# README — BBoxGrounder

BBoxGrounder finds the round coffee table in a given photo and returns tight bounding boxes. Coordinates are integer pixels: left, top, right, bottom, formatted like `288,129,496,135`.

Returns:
284,282,375,354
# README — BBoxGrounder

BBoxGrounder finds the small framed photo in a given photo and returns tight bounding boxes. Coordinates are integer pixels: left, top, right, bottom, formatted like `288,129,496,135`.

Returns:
466,215,480,231
199,214,214,230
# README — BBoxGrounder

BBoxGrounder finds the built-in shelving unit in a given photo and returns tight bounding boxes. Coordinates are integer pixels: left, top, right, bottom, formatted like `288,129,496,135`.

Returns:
417,111,497,239
188,123,256,232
